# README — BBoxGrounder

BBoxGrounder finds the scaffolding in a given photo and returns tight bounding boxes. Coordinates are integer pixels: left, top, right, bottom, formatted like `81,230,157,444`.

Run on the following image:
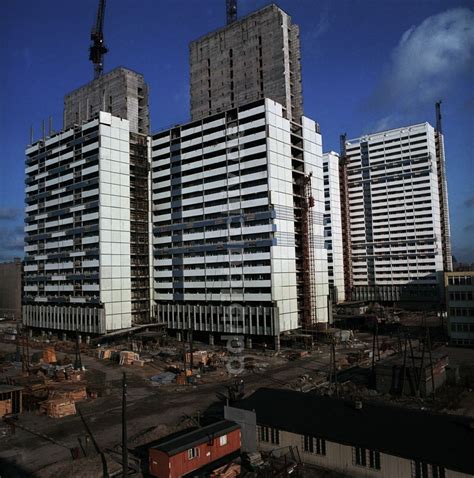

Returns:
129,133,151,323
339,134,353,301
434,101,453,272
301,173,317,329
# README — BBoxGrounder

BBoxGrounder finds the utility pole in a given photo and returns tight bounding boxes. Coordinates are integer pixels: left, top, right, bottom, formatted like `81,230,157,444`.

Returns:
427,328,436,399
122,372,128,477
329,338,338,397
189,316,194,370
371,320,379,388
74,329,82,370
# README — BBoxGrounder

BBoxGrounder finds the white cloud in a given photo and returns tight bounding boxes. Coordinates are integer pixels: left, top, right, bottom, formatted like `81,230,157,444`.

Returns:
306,5,330,41
370,8,474,109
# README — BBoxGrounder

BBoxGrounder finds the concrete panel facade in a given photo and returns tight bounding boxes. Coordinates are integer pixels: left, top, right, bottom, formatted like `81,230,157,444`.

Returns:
323,152,345,303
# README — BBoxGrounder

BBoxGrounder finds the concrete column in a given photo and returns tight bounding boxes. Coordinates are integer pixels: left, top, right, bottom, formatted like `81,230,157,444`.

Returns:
29,328,33,338
274,335,280,352
209,333,214,346
176,331,182,342
246,337,253,349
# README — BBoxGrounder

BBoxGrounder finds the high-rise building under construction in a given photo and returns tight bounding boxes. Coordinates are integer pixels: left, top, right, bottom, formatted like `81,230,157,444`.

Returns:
23,68,152,336
189,4,303,123
341,121,452,303
151,3,329,344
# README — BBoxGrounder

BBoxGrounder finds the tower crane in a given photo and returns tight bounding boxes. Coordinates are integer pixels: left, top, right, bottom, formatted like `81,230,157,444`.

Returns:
226,0,237,24
89,0,108,79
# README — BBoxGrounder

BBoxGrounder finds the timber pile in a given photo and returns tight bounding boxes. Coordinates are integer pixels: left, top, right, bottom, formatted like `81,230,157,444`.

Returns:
97,348,117,360
49,385,87,402
211,463,241,478
0,399,12,417
42,347,57,364
40,398,76,418
185,350,209,366
119,351,139,365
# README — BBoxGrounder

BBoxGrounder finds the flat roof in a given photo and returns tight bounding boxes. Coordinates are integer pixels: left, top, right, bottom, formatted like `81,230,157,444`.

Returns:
190,4,289,44
346,122,433,145
150,420,239,456
64,66,145,98
0,385,24,394
236,388,474,474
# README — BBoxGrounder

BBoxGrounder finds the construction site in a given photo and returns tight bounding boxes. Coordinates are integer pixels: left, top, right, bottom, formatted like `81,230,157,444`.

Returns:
2,0,472,475
1,300,474,476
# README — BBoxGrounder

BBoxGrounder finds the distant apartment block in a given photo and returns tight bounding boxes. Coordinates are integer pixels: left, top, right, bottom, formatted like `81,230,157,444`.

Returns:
323,152,345,303
23,112,151,335
0,259,23,321
344,123,449,302
189,4,303,122
445,272,474,347
64,67,150,135
151,99,327,345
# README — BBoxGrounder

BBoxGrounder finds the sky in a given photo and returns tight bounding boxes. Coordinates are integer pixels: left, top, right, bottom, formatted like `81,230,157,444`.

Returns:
0,0,473,262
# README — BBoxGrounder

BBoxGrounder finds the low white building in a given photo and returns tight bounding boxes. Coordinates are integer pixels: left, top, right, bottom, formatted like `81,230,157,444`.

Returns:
323,152,345,303
227,388,474,478
151,99,328,345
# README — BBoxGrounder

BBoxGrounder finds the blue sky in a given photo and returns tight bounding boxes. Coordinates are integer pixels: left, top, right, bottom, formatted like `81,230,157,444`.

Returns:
1,0,473,262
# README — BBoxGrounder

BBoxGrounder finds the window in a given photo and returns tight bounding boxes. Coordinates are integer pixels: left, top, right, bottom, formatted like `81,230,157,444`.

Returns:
411,461,445,478
303,435,326,456
187,447,199,460
259,426,279,444
353,447,380,470
219,434,228,446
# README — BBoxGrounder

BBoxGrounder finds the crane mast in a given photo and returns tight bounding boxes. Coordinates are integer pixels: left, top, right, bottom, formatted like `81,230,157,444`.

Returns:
226,0,237,24
89,0,108,79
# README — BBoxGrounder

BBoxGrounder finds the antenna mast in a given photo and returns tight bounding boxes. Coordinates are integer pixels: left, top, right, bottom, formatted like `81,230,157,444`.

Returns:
89,0,108,79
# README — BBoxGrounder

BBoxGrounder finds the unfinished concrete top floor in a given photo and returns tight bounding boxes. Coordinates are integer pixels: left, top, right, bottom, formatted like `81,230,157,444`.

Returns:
189,3,303,122
63,67,149,135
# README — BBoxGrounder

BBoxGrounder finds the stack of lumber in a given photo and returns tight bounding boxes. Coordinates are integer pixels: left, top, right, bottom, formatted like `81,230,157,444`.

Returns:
119,351,139,365
40,398,76,418
97,348,116,360
185,350,209,366
0,399,12,417
49,385,87,402
211,463,241,478
42,346,57,364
